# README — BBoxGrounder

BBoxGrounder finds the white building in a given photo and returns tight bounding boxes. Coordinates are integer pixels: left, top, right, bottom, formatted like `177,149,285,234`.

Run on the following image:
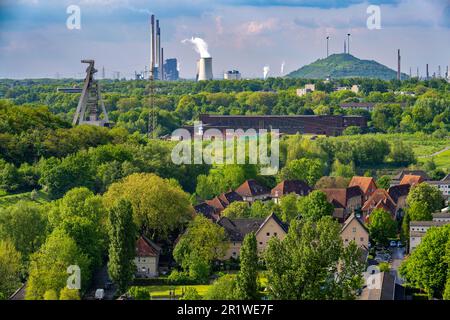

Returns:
134,236,161,278
426,174,450,200
224,70,241,80
296,84,316,96
409,219,450,253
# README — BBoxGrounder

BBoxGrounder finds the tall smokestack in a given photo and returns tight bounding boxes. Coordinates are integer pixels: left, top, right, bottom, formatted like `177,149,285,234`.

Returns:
161,47,164,81
426,64,429,80
156,20,160,79
397,49,401,81
150,15,155,80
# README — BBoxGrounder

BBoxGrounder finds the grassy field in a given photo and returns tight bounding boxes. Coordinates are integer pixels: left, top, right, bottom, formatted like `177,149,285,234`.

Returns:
432,149,450,171
130,285,211,299
333,133,449,158
0,190,50,208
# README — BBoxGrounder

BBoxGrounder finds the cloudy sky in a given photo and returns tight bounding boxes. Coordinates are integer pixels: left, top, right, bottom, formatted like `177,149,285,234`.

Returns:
0,0,449,79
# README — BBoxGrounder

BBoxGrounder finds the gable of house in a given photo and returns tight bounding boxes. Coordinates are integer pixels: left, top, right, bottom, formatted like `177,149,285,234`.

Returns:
235,179,270,198
400,174,424,186
349,176,377,199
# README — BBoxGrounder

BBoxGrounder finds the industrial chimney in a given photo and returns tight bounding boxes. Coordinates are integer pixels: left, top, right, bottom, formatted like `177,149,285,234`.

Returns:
150,15,155,80
426,64,429,80
397,49,401,81
197,57,213,81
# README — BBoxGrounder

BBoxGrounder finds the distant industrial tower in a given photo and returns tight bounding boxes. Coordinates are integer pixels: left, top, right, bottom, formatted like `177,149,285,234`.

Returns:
397,49,401,80
72,60,110,127
164,58,179,80
197,57,213,81
426,64,429,80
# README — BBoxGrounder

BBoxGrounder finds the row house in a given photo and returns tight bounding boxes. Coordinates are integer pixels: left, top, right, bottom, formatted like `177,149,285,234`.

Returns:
270,180,312,204
321,186,364,223
217,213,288,260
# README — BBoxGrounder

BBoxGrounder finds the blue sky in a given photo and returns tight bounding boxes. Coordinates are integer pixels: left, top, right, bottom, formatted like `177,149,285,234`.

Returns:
0,0,449,79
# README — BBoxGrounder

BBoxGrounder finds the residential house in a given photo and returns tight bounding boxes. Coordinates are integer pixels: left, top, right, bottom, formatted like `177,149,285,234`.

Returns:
409,220,450,253
134,236,161,278
362,189,397,221
340,213,369,251
387,184,410,213
270,180,312,204
391,170,430,186
359,272,400,300
426,174,450,200
349,176,377,201
217,213,288,260
321,186,363,223
194,190,244,221
400,174,424,186
235,179,270,203
194,202,219,222
432,211,450,222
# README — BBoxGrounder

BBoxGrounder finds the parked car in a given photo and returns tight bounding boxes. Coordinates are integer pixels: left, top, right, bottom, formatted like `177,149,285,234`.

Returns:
95,289,105,300
397,241,403,247
390,240,397,247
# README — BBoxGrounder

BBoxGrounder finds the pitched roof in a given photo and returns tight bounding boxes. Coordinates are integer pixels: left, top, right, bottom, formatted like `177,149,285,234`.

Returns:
362,189,396,214
194,202,219,221
441,174,450,182
218,190,243,205
367,272,396,300
271,180,312,198
400,174,424,186
393,170,430,181
217,217,265,242
135,236,161,257
349,176,377,194
256,212,289,234
217,213,287,242
322,188,347,208
387,184,410,203
235,179,270,197
322,186,363,209
206,196,227,211
342,213,369,234
410,220,450,227
433,212,450,219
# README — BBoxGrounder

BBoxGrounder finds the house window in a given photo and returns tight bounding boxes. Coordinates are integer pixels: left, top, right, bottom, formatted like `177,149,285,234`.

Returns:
274,232,278,236
352,227,356,233
232,252,236,256
259,242,263,245
345,239,348,242
266,232,270,236
360,237,364,242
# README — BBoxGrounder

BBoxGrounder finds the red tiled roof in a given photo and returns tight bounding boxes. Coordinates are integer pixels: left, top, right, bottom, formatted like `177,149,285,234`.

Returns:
235,179,270,197
135,236,161,257
322,186,363,209
362,189,396,213
349,176,377,195
271,180,312,198
399,174,424,186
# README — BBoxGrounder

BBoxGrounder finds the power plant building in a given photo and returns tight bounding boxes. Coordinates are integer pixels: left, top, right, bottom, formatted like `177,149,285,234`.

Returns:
164,58,179,81
224,70,241,80
184,114,367,137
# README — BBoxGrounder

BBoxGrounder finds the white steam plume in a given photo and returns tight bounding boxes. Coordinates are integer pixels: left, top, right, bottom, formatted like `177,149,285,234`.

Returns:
182,37,211,58
263,66,270,80
281,61,285,75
